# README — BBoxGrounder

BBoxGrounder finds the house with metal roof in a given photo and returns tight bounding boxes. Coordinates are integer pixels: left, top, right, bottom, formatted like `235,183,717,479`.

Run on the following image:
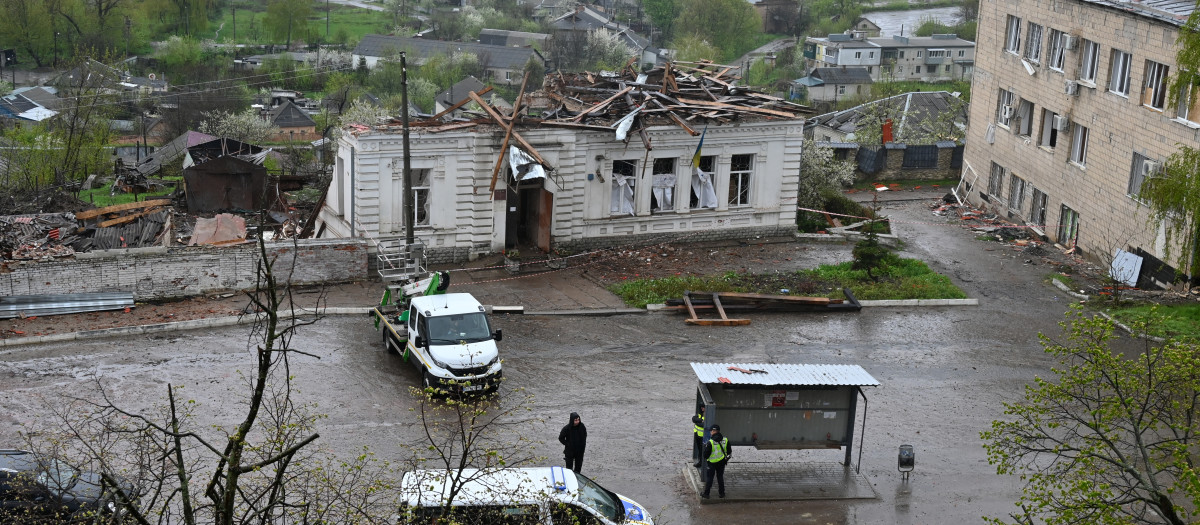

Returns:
266,100,318,142
0,87,59,123
478,29,550,49
960,0,1199,288
793,67,875,106
352,35,546,83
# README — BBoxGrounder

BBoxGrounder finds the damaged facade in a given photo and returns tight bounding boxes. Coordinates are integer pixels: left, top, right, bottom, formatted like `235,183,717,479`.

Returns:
315,64,811,262
960,0,1197,287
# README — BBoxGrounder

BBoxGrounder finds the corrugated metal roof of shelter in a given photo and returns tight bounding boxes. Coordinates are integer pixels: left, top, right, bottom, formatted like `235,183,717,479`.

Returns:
691,363,880,386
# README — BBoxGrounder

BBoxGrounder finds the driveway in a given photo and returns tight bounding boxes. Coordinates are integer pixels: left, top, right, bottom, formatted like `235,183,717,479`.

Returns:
0,192,1106,524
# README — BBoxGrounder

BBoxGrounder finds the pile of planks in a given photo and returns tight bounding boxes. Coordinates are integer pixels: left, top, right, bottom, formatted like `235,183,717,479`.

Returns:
666,289,862,326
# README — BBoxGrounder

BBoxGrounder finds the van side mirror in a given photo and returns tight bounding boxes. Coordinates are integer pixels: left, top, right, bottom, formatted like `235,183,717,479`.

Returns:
414,336,425,348
492,329,503,342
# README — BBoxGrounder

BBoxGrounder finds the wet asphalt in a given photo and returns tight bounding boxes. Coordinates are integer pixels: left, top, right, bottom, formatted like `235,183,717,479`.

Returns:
0,191,1106,524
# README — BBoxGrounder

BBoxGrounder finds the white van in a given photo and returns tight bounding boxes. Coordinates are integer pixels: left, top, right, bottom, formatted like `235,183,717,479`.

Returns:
380,293,503,393
398,467,654,525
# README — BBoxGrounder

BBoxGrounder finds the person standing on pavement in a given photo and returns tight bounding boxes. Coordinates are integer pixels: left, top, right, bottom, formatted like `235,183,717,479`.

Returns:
701,424,730,499
559,412,587,473
692,403,706,468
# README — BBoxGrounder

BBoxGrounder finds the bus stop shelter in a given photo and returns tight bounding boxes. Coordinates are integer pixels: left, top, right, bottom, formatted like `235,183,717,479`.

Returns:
687,362,880,502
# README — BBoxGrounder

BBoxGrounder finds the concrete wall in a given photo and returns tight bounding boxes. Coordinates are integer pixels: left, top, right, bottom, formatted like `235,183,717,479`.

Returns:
0,239,369,300
961,0,1200,267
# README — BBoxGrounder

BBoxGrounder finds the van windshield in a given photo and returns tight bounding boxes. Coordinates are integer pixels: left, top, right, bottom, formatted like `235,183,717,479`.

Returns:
426,312,492,344
573,472,623,522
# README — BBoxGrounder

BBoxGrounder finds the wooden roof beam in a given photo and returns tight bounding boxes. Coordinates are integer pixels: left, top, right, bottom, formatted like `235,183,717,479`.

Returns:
468,91,548,166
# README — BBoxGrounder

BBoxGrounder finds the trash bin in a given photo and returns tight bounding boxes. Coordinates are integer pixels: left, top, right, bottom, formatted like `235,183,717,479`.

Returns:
898,444,914,479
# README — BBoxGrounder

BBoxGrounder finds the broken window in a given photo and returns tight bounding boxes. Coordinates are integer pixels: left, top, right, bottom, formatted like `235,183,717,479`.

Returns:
412,168,430,227
1069,123,1089,166
1127,152,1158,199
610,160,637,216
1039,109,1059,149
987,162,1006,198
1079,40,1100,83
1016,99,1034,136
1142,60,1169,110
1048,29,1066,71
1108,49,1132,96
728,154,753,207
1057,205,1079,248
1024,23,1044,63
1005,16,1022,54
1030,188,1047,227
1176,76,1200,123
1008,175,1027,212
651,157,676,212
997,89,1015,127
690,156,718,209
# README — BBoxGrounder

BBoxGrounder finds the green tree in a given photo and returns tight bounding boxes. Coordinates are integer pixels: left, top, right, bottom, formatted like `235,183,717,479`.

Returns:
643,0,680,42
981,306,1200,525
0,0,55,67
672,34,720,63
265,0,312,50
676,0,761,62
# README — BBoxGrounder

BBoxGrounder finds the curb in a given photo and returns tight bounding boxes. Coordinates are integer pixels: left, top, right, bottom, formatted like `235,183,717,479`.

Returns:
0,305,646,348
1051,278,1090,300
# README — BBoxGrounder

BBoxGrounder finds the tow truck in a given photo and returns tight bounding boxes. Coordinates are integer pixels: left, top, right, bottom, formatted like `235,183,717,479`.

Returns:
372,242,503,394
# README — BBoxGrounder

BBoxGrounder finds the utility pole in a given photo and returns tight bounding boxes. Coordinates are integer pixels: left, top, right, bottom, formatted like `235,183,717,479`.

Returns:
401,52,413,245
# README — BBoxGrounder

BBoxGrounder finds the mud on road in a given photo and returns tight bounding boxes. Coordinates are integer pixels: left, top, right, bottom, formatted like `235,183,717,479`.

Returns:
0,191,1150,524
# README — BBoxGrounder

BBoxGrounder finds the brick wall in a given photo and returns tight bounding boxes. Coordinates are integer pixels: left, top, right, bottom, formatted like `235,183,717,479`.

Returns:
0,239,369,300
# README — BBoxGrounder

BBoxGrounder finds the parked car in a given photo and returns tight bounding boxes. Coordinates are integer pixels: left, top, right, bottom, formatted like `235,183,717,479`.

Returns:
0,449,133,523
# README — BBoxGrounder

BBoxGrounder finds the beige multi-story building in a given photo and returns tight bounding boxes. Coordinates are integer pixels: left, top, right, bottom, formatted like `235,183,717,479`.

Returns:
961,0,1199,287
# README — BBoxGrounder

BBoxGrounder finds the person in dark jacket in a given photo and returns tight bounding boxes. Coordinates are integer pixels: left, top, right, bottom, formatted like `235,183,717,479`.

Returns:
559,412,587,473
701,424,731,499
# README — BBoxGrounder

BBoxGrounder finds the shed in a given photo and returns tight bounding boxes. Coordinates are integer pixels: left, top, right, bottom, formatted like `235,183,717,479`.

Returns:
691,362,878,470
183,156,268,213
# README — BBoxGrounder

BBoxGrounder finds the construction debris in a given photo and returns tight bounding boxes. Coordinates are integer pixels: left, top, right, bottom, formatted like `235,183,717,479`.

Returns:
0,292,135,319
667,289,862,325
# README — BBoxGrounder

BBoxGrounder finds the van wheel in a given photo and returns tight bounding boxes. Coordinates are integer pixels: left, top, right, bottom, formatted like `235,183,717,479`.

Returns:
383,332,398,355
423,370,439,395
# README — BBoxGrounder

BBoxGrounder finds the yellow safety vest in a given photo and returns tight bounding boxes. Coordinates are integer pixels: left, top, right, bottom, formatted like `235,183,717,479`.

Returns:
707,437,729,463
693,413,705,437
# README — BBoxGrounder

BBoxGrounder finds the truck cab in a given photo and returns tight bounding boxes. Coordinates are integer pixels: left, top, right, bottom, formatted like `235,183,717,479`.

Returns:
398,293,502,393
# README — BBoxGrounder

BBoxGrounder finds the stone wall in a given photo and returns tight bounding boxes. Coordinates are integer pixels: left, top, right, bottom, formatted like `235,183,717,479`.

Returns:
0,239,369,300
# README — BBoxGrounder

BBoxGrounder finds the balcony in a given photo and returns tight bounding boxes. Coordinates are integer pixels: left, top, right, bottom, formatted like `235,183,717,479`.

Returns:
925,56,946,65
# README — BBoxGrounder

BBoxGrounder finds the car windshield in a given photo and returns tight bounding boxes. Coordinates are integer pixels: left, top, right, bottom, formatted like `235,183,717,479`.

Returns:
573,472,622,522
34,460,78,494
426,313,492,344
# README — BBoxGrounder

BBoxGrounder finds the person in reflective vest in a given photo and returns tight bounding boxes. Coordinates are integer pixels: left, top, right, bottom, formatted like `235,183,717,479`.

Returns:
701,424,730,499
691,403,705,468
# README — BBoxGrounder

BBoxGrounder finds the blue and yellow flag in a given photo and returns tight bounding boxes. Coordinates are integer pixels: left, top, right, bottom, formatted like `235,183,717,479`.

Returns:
691,126,707,170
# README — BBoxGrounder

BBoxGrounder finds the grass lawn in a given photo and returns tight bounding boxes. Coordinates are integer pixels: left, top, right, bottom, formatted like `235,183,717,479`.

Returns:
78,183,175,208
1103,303,1200,342
610,258,966,308
199,3,388,45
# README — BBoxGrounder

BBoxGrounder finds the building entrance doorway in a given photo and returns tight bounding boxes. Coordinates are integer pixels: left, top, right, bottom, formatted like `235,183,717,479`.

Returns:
504,183,552,253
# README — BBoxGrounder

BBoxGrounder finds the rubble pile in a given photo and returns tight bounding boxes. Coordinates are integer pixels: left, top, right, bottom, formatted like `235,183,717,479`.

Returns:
0,213,83,261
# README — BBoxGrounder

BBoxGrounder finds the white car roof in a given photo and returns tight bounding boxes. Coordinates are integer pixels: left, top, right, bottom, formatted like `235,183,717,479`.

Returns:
410,293,485,317
400,467,579,507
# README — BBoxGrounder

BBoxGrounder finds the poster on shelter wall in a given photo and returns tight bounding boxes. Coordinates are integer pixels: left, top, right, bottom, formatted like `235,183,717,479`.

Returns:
764,390,786,407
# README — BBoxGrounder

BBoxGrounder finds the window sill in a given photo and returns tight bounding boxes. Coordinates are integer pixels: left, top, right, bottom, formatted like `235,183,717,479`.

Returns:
1107,90,1130,99
1171,117,1200,129
1077,80,1097,89
1038,145,1055,153
1049,66,1065,74
1068,160,1086,170
1143,104,1165,113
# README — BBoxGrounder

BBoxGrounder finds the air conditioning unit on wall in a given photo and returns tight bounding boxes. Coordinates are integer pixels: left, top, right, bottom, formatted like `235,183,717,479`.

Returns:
1052,114,1071,132
1000,104,1015,119
1065,80,1079,96
1142,159,1161,176
1064,35,1079,51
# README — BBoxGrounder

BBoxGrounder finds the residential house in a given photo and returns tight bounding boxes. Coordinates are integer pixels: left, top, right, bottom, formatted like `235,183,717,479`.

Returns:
851,17,883,37
747,0,801,33
793,67,874,106
314,67,809,262
266,99,319,142
434,76,511,115
551,5,669,68
960,0,1198,287
352,35,545,84
805,33,975,82
0,87,60,123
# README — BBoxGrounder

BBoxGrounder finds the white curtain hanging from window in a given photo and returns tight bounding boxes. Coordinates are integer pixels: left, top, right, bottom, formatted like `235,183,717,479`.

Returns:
691,167,718,208
611,175,635,215
652,173,675,210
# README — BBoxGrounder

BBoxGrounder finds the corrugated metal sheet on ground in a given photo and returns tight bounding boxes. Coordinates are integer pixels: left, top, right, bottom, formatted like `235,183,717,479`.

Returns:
0,292,134,319
690,363,880,387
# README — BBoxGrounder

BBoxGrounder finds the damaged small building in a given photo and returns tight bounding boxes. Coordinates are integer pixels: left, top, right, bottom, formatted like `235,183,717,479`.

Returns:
315,63,813,262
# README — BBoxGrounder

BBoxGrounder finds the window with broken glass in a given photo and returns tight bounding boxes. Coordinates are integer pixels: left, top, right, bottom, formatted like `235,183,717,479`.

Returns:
988,162,1006,198
1024,23,1044,63
1108,49,1132,96
1069,123,1089,166
1047,29,1066,71
1005,16,1022,54
1030,188,1048,227
1008,175,1027,212
412,168,431,227
1039,109,1059,149
997,89,1015,127
610,160,637,216
690,155,718,209
651,157,677,213
1016,99,1034,136
1142,60,1169,110
728,154,754,207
